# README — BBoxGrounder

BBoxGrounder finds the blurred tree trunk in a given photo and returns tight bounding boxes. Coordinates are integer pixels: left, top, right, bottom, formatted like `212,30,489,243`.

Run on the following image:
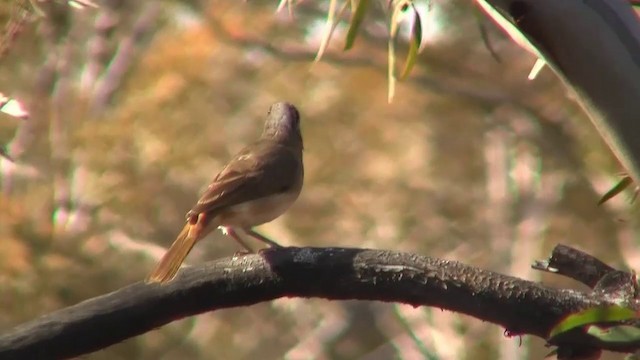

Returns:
480,0,640,186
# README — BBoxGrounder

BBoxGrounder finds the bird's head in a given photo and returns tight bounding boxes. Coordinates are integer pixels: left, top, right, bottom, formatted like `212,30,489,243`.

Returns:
262,102,303,148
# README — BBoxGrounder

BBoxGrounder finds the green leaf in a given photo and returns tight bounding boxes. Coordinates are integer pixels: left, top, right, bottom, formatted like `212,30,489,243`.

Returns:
399,4,422,80
387,0,411,102
344,0,369,51
549,305,638,339
387,35,396,103
598,174,634,205
315,0,340,62
587,324,640,345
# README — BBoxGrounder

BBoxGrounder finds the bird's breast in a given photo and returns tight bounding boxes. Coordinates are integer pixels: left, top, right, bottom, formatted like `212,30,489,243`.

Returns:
216,190,300,228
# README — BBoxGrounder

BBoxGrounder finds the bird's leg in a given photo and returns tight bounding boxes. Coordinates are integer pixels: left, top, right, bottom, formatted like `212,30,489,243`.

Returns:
245,228,283,248
219,226,255,254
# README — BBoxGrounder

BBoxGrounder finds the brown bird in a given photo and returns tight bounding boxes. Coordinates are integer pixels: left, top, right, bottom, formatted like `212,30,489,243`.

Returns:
146,102,304,283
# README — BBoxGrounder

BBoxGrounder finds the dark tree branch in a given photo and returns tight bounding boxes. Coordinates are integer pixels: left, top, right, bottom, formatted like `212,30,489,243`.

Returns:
534,245,638,307
532,244,616,288
0,246,637,359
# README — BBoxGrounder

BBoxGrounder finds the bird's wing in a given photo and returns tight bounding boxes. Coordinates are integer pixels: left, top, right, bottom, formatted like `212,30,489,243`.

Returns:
188,141,301,216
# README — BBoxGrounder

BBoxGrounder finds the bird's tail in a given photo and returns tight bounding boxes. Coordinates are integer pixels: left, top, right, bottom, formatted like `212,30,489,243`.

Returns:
146,224,197,284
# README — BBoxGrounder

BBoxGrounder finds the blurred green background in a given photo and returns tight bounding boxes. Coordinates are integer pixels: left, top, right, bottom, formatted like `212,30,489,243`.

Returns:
0,1,638,359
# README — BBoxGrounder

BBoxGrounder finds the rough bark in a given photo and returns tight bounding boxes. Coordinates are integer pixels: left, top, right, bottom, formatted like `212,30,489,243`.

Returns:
0,246,636,359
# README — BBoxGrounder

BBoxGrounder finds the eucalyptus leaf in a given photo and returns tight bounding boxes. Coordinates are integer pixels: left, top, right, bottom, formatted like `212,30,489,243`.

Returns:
344,0,369,51
399,4,422,80
598,175,634,205
587,324,640,345
549,305,638,340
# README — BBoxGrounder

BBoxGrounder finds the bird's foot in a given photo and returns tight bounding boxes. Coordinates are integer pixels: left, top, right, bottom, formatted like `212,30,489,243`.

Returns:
219,226,255,253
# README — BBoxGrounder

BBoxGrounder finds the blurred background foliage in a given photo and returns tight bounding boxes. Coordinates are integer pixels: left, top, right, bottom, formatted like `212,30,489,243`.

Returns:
0,0,638,359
